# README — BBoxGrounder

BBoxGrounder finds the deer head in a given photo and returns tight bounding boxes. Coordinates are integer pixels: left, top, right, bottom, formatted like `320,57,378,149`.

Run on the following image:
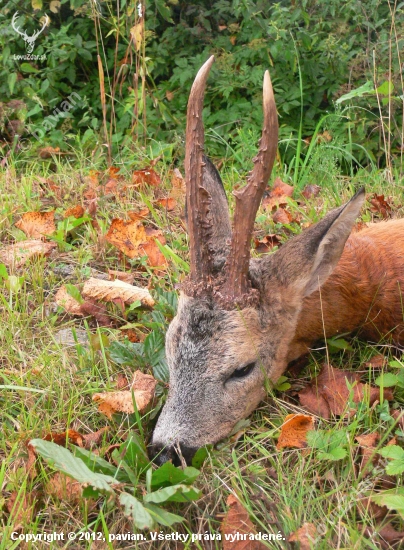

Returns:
150,57,365,466
12,12,49,54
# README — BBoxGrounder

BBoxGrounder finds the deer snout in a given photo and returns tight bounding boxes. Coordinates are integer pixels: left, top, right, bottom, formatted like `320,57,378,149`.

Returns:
148,441,197,466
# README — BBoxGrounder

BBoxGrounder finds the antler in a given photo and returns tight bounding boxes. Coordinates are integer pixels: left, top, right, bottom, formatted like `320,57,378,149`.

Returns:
30,14,49,41
11,12,28,39
185,55,216,286
221,70,278,306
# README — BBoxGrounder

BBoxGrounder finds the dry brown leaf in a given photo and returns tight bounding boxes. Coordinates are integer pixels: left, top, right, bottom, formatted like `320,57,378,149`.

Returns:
221,494,266,550
64,205,85,219
170,168,186,202
132,168,161,187
276,414,315,450
6,491,38,530
26,441,37,479
116,373,130,390
93,390,152,418
0,240,56,268
165,90,174,101
15,211,55,239
82,427,109,450
301,184,321,199
128,208,149,222
43,429,84,447
108,269,135,284
355,432,379,473
79,299,112,327
131,370,157,395
156,197,177,211
82,277,154,308
38,146,60,158
47,472,82,504
369,194,392,219
357,496,388,521
364,354,386,370
272,207,293,225
55,285,83,316
254,234,281,253
288,522,317,549
298,364,394,419
105,218,167,267
262,178,294,211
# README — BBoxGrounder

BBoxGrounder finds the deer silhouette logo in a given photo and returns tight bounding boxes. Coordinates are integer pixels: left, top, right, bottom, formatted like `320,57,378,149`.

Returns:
12,12,49,54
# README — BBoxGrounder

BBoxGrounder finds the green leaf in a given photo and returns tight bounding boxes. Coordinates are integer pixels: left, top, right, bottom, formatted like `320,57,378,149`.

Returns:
73,447,128,482
0,264,8,280
375,373,398,387
151,462,200,490
108,340,143,366
191,446,211,469
8,73,18,95
386,460,404,476
30,439,117,493
143,484,201,504
377,80,394,96
335,81,375,104
144,503,185,527
326,337,353,351
372,490,404,519
119,493,155,530
119,432,149,471
32,0,43,9
328,447,348,460
380,445,404,460
20,63,40,74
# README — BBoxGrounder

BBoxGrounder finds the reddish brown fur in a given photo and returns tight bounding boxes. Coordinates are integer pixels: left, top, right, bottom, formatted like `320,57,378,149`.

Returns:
288,218,404,362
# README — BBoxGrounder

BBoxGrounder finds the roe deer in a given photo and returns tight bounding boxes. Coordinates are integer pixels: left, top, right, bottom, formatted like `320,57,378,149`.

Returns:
150,56,404,465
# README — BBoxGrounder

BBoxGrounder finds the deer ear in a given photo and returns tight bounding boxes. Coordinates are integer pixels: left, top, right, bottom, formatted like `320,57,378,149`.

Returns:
272,188,365,296
185,156,232,272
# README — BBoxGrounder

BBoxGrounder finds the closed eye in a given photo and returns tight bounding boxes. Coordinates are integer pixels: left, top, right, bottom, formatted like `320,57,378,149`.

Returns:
230,362,256,379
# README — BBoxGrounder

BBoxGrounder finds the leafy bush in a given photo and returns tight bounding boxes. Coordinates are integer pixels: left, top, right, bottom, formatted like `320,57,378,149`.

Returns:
0,0,402,169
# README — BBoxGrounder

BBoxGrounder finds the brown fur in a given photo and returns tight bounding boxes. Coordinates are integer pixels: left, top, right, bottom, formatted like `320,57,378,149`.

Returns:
288,219,404,362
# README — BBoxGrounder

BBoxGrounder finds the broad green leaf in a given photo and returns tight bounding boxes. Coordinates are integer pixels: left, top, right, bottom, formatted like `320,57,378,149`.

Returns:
377,80,394,96
386,460,404,476
389,360,404,369
108,340,142,365
192,446,211,469
30,439,117,493
372,491,404,519
151,462,200,490
144,503,185,527
119,493,155,530
335,81,374,104
0,264,8,280
375,373,398,387
32,0,43,9
326,337,353,351
143,484,201,504
380,445,404,460
20,63,40,74
8,73,17,95
73,447,128,482
118,432,149,471
328,447,348,460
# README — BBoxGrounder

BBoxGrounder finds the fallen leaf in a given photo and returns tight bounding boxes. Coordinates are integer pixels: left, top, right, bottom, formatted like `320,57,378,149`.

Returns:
108,269,135,284
272,207,293,225
369,194,392,219
128,208,149,221
105,219,167,267
47,472,82,504
357,496,388,521
301,185,321,199
82,277,155,308
64,205,85,218
55,285,83,316
79,299,112,327
276,414,315,450
43,430,84,447
38,146,60,159
6,491,38,530
262,178,294,211
116,373,130,390
355,432,379,473
156,197,177,211
364,354,386,370
170,168,186,202
15,211,55,239
288,522,317,550
26,441,37,479
93,390,152,418
165,90,174,101
221,494,266,550
132,168,161,187
254,234,281,253
298,365,394,419
0,240,56,268
131,370,157,395
82,427,109,450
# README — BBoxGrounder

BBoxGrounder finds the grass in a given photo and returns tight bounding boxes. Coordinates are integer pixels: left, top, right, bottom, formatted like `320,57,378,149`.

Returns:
0,137,404,549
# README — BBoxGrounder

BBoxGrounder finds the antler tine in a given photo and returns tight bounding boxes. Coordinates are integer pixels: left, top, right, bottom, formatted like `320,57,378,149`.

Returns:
12,12,25,37
222,70,278,304
185,55,215,284
31,14,49,39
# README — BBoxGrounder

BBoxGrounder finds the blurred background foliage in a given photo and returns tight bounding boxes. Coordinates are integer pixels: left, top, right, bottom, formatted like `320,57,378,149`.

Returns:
0,0,403,171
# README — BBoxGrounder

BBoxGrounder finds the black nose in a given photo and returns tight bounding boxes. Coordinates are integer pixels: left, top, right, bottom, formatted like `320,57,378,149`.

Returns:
148,443,197,467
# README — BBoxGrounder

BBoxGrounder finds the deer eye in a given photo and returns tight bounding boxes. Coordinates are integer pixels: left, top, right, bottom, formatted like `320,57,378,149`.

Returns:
231,362,256,379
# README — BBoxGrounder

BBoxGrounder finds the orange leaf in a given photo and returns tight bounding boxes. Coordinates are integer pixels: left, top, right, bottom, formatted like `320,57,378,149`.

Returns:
108,269,135,284
15,211,55,239
64,205,85,218
276,414,314,450
156,197,177,211
55,285,83,316
43,429,84,447
221,494,267,550
288,522,317,550
132,168,161,187
0,240,56,268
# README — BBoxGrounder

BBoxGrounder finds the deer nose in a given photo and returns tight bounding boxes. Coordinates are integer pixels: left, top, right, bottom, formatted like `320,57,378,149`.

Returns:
149,442,197,467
